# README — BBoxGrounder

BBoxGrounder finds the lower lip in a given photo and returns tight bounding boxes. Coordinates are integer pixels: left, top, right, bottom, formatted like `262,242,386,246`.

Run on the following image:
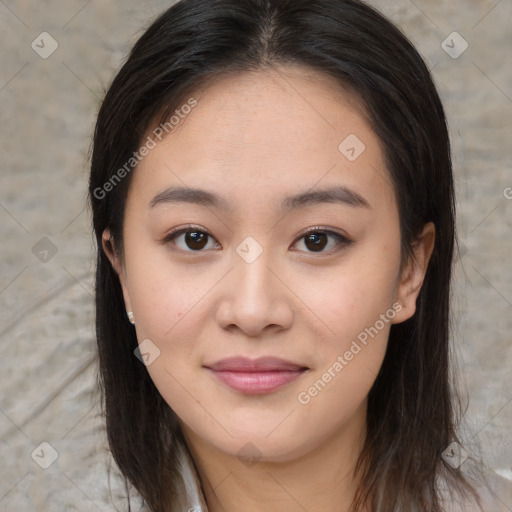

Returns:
207,369,306,394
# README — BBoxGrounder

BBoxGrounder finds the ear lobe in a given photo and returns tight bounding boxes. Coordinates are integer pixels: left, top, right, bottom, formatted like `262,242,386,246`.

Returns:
101,228,133,313
392,222,436,324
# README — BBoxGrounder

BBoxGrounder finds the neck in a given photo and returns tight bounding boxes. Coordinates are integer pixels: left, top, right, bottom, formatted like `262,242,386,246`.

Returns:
180,403,369,512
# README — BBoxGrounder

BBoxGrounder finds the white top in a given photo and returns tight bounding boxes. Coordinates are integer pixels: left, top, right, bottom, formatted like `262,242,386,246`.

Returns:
176,440,209,511
170,439,512,512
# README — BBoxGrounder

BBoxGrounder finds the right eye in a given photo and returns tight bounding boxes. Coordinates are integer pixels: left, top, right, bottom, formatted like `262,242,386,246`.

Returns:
162,225,221,252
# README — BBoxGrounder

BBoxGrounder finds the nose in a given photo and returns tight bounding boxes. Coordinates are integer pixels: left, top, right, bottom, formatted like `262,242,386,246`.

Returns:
215,245,294,338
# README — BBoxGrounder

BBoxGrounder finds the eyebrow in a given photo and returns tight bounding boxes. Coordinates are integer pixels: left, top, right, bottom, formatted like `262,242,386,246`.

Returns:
148,185,371,212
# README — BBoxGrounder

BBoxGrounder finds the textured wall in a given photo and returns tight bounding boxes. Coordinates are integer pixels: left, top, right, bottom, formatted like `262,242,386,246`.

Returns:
0,0,511,510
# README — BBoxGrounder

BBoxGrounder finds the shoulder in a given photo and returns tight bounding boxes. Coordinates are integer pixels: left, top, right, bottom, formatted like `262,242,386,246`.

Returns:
440,464,512,512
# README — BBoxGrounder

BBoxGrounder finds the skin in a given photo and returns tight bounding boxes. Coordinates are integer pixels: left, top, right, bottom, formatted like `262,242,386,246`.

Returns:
102,64,435,512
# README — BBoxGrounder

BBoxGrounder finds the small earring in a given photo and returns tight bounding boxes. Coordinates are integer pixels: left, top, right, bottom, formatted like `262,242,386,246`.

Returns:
127,311,135,325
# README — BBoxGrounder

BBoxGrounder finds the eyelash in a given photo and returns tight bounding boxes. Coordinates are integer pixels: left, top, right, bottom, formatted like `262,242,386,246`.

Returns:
162,224,353,255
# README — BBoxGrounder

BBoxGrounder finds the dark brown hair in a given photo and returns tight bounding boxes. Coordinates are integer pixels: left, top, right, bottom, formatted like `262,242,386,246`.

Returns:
88,0,483,510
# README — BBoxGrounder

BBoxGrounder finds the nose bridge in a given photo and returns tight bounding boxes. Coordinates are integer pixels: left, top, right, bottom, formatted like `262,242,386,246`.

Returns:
216,234,292,335
233,234,276,302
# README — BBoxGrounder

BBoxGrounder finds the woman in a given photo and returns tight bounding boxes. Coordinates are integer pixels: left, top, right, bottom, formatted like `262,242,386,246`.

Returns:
88,0,509,510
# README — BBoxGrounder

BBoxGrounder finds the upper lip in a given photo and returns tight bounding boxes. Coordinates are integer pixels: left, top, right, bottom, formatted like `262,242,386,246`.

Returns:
204,356,308,372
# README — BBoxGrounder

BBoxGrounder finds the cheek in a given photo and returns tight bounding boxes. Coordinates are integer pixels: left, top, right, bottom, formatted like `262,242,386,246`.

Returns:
290,241,400,406
292,336,387,458
127,267,210,416
124,236,215,342
293,276,396,449
293,248,400,346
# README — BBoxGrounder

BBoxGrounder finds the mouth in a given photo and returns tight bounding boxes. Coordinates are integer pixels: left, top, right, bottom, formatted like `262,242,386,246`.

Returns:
203,356,309,395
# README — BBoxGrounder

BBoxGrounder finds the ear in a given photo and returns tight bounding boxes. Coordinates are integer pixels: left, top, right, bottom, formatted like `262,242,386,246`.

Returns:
101,228,133,315
392,222,435,324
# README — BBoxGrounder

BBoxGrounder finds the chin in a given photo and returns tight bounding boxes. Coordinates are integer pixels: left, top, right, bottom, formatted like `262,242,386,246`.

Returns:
203,426,319,464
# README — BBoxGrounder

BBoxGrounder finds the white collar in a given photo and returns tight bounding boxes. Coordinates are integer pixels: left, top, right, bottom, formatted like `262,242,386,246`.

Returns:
173,439,512,512
176,438,209,511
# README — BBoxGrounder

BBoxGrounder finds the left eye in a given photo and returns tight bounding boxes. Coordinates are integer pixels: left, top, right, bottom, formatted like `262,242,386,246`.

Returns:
293,228,352,253
163,226,352,254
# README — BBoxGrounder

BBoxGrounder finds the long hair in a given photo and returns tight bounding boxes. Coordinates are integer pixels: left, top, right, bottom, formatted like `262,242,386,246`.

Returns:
88,0,481,510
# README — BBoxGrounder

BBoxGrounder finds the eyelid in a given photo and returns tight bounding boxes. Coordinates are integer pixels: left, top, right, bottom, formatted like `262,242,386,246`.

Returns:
162,224,218,246
163,224,210,238
296,225,351,242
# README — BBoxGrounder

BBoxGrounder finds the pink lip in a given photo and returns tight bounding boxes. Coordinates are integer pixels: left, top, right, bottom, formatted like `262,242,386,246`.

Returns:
204,356,309,394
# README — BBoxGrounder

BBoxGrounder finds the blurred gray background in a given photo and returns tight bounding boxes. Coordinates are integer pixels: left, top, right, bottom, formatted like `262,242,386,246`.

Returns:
0,0,511,510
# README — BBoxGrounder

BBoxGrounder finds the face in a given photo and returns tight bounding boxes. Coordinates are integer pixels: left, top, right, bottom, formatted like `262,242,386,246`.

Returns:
103,65,433,463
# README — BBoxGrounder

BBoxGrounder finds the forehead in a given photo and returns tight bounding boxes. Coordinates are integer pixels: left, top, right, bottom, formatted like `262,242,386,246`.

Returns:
128,65,394,214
